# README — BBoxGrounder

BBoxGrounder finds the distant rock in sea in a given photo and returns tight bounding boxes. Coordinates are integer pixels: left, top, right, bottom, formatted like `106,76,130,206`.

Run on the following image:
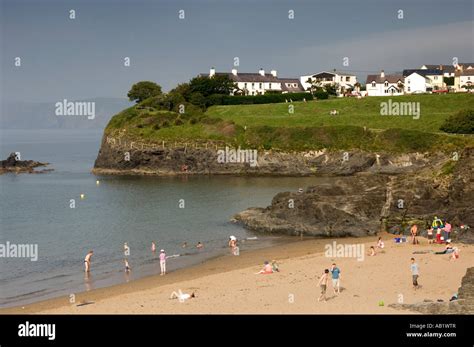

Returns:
0,153,52,174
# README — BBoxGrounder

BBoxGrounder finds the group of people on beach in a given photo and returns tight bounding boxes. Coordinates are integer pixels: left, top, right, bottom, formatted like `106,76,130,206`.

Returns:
317,263,341,302
410,217,453,246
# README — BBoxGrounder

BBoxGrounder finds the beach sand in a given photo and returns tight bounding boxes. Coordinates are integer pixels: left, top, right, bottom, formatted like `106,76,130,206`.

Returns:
2,233,472,314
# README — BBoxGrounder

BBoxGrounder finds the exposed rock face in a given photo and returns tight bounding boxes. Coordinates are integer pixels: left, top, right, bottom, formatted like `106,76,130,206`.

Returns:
389,267,474,314
92,135,450,176
233,175,388,237
234,148,473,241
0,153,51,174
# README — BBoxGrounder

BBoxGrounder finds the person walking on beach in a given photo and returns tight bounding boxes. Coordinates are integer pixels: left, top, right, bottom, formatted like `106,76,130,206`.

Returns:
330,263,341,295
84,250,93,272
318,269,330,302
159,249,166,276
410,258,420,289
443,220,452,242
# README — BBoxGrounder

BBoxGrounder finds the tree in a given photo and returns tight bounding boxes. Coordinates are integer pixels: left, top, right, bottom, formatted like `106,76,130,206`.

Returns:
128,81,163,103
189,75,236,97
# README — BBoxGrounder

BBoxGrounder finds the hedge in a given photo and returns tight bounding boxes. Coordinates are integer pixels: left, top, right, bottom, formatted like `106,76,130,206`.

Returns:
207,92,313,106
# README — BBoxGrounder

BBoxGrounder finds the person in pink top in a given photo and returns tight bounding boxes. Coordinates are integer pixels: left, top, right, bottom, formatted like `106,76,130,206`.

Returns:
256,261,273,274
159,249,166,275
443,221,452,242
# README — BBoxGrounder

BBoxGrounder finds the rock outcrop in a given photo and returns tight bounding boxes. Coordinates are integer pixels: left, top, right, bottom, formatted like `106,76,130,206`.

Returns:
234,148,473,241
0,153,51,174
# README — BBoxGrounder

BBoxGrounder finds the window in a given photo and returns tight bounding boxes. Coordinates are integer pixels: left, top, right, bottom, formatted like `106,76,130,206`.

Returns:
407,79,410,84
269,83,272,89
259,83,263,88
434,76,438,80
293,83,297,87
408,86,411,92
340,76,343,81
251,83,255,88
346,76,350,82
244,83,247,88
384,81,388,87
371,82,376,87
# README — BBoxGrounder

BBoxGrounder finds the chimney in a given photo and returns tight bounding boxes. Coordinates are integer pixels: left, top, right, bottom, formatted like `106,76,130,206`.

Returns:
259,68,265,76
439,64,443,70
232,68,238,76
271,70,277,77
380,70,385,78
210,67,216,77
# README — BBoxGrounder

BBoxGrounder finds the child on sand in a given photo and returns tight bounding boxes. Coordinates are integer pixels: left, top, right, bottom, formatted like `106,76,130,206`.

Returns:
84,250,93,272
426,226,434,244
318,269,330,302
376,237,385,249
159,249,166,275
271,260,280,272
330,263,341,295
256,261,273,274
369,246,376,256
410,258,420,289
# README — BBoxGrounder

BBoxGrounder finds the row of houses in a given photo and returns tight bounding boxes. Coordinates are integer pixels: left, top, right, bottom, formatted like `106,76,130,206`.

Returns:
366,63,474,96
201,63,474,97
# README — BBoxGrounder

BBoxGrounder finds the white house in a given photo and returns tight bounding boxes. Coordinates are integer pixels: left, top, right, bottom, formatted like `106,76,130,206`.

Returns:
403,69,445,92
200,67,304,95
365,70,404,96
454,69,474,92
300,70,357,95
404,72,430,94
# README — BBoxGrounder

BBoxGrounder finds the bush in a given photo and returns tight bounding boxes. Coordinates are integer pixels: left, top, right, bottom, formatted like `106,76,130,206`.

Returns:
207,92,312,106
440,109,474,134
314,91,329,100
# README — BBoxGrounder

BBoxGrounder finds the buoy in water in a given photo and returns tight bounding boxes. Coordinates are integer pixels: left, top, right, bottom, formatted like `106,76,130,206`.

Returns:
80,194,85,199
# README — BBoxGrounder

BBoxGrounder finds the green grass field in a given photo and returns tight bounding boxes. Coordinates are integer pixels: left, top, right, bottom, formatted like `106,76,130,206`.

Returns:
105,93,473,153
206,94,474,133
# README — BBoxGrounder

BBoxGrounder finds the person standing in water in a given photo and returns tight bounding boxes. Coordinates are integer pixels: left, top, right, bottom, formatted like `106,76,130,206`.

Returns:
151,241,156,253
84,250,93,272
159,249,166,275
124,259,131,272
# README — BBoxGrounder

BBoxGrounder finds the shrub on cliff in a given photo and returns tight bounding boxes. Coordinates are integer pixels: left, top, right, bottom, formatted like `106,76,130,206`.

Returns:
440,109,474,134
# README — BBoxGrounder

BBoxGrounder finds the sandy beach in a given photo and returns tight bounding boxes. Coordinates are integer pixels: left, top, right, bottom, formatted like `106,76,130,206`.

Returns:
2,233,472,314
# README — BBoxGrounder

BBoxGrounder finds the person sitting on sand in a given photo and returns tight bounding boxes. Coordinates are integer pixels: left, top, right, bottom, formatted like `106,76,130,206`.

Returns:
271,260,280,272
369,246,376,256
450,247,460,261
376,237,385,249
410,224,419,245
256,261,273,274
196,242,204,249
124,258,131,272
318,269,330,302
435,242,454,255
84,250,93,272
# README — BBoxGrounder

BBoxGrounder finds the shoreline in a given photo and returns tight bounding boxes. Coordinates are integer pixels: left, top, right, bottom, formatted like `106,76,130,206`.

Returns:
2,233,472,314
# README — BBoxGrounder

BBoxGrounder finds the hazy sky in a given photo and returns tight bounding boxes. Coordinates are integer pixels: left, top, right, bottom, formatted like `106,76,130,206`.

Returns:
1,0,473,102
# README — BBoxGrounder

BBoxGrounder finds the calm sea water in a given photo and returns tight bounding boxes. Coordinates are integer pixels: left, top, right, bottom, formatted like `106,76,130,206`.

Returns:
0,129,320,308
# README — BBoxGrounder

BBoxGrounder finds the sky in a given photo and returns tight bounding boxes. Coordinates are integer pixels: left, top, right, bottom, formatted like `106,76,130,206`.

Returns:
1,0,473,102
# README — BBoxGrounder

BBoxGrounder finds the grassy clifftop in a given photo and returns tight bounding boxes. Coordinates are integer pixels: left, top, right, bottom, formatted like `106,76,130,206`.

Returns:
104,93,473,153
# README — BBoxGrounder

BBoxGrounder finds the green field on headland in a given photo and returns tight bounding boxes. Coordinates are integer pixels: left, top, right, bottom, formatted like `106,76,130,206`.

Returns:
104,93,474,153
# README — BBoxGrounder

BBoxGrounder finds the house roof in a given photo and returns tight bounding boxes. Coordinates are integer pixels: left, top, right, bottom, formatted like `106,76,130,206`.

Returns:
279,78,304,92
422,64,456,73
199,72,281,83
366,74,404,84
308,71,355,77
403,69,443,77
455,69,474,77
